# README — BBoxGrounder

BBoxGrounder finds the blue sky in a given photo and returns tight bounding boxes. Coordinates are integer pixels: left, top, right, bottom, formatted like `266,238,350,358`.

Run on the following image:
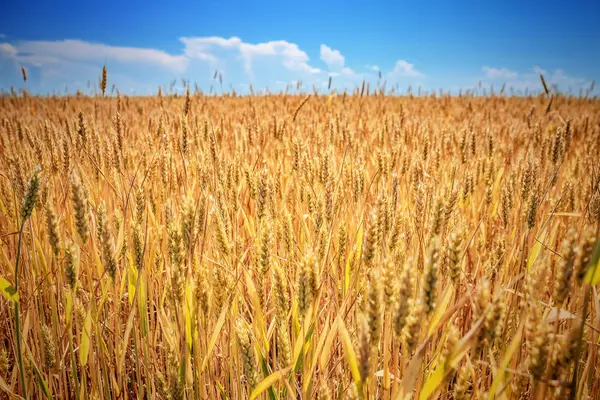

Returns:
1,0,599,95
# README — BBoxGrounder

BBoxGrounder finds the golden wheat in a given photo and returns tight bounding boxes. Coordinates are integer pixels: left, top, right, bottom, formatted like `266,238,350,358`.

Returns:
0,83,599,400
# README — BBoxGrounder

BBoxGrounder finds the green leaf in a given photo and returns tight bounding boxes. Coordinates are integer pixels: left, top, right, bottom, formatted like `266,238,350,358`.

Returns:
489,323,524,396
428,285,452,335
185,281,193,351
527,228,546,271
293,322,315,372
79,308,92,366
584,239,600,285
137,274,148,337
65,290,73,327
419,361,446,400
345,224,363,295
319,317,340,371
338,319,361,387
201,296,230,371
0,275,18,302
251,355,287,400
216,382,229,400
26,347,53,400
127,256,137,306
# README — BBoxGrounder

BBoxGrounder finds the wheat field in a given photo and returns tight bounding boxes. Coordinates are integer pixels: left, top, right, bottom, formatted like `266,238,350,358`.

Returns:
1,79,600,400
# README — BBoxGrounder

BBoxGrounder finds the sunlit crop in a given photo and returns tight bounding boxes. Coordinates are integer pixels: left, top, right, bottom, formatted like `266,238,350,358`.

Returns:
1,73,599,399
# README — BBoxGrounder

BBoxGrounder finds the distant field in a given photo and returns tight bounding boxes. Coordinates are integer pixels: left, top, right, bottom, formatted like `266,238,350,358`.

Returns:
1,89,599,399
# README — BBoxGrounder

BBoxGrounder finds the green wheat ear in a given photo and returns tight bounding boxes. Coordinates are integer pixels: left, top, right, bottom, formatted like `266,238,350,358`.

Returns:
20,165,41,221
13,165,42,398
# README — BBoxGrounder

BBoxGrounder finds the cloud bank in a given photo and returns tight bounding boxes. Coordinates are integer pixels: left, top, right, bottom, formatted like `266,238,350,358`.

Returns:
480,65,592,94
0,35,593,96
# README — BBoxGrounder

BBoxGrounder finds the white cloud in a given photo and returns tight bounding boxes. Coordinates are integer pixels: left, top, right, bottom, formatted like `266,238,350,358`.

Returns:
327,67,355,77
180,36,239,62
0,43,17,58
1,36,330,94
181,36,321,76
265,41,320,73
533,65,547,76
544,68,589,92
1,36,419,95
1,33,596,97
482,66,518,80
6,39,188,72
0,40,190,95
320,44,345,68
480,65,592,94
389,60,424,78
340,67,355,75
